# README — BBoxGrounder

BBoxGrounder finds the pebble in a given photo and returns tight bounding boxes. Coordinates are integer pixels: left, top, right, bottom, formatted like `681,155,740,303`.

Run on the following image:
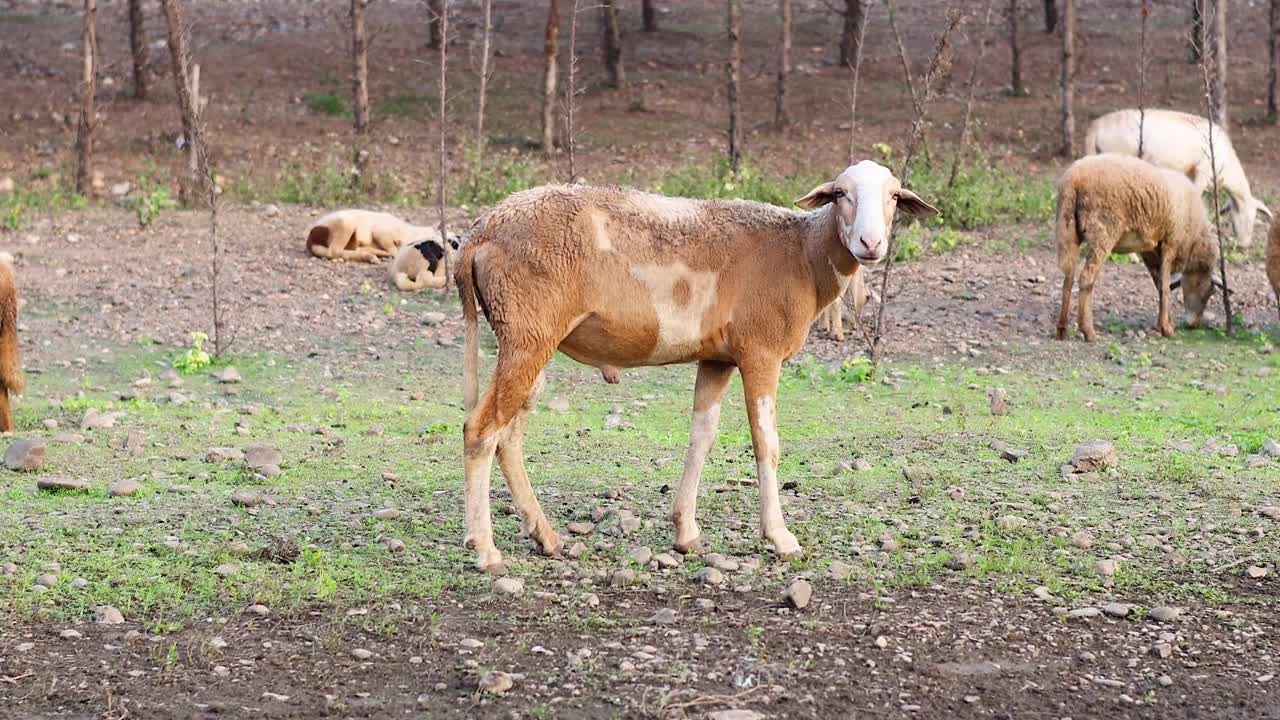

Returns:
206,447,244,462
694,567,724,586
1071,530,1094,549
478,670,513,695
649,608,677,625
567,521,595,536
214,564,239,577
627,546,653,565
566,542,587,559
852,458,873,472
1068,607,1102,619
995,515,1026,532
213,665,230,678
37,476,90,492
247,604,269,616
1157,674,1174,687
611,569,635,588
1032,585,1054,601
386,539,406,553
493,577,525,595
80,408,118,430
1148,606,1181,622
60,629,82,640
1102,602,1131,618
708,711,765,720
70,578,89,589
460,638,484,650
373,508,401,521
231,491,260,507
351,648,374,660
243,444,283,471
653,552,678,569
1246,565,1269,579
213,367,242,384
109,479,141,497
703,553,739,572
95,606,125,624
1069,439,1117,471
1152,643,1174,659
35,573,58,588
4,439,47,471
1096,559,1118,577
783,578,813,609
829,560,853,580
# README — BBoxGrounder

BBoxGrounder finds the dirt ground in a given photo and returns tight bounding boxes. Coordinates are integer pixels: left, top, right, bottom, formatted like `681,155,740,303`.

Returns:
2,2,1280,719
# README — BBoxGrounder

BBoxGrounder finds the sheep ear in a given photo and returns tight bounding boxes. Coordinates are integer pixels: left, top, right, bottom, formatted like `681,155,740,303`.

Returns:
895,189,939,219
794,182,837,210
1258,202,1273,220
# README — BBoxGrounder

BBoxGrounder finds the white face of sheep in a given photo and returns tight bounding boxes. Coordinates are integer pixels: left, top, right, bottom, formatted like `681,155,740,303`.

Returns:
794,160,939,265
1223,197,1273,248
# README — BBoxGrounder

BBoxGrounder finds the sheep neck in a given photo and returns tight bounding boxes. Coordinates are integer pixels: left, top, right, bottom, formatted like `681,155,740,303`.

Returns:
804,205,861,313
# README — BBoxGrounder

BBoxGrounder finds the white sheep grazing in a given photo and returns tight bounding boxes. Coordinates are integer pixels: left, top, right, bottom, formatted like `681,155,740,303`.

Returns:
1055,154,1219,342
305,209,440,263
390,234,460,291
1085,109,1272,247
453,161,938,573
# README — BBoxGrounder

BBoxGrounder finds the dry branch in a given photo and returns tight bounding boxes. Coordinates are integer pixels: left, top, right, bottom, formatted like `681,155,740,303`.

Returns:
726,0,742,174
74,0,98,196
949,0,997,187
476,0,493,165
844,0,869,160
1197,0,1232,333
436,0,450,288
776,0,792,127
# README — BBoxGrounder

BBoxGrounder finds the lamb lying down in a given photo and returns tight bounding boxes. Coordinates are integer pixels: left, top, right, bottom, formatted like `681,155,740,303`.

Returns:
306,209,441,263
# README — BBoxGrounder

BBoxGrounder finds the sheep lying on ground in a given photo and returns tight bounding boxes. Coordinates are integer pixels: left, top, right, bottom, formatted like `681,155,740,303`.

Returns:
815,267,868,341
1085,109,1272,247
453,160,937,572
1056,153,1218,342
1269,222,1280,321
0,256,24,432
390,234,460,291
306,209,441,263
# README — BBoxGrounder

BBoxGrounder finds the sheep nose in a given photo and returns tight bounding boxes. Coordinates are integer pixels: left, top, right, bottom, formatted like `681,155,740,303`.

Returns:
860,236,881,253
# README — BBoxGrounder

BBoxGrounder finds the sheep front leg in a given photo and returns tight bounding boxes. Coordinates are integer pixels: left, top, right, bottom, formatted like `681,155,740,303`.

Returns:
671,361,735,554
1156,248,1175,337
740,359,802,561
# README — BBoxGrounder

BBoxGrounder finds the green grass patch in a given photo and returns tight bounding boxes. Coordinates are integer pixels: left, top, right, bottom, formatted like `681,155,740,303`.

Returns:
305,91,351,118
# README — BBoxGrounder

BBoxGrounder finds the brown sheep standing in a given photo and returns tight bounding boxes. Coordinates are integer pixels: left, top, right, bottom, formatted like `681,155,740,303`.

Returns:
0,256,24,432
1269,221,1280,321
1055,154,1218,342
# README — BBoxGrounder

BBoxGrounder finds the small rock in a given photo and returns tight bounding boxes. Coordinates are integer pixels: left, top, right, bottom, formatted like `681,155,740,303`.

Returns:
213,665,230,678
649,608,677,625
373,508,401,521
231,491,260,507
566,542,587,559
694,567,725,586
478,670,513,695
243,444,282,471
35,573,58,588
247,604,269,616
567,521,595,536
109,479,141,497
214,564,239,577
611,568,636,588
80,408,117,431
783,578,813,609
902,464,934,487
1068,607,1102,619
988,387,1009,416
619,516,641,533
828,560,853,580
213,367,242,384
852,458,873,472
95,606,125,624
59,629,82,640
351,648,374,660
1096,559,1119,577
4,439,47,471
206,447,244,462
1148,606,1181,622
546,397,571,412
1102,602,1131,618
37,476,89,492
1032,585,1054,601
1070,440,1117,472
493,577,525,595
995,515,1026,532
421,311,447,325
707,711,765,720
946,552,975,571
1000,448,1027,463
1071,530,1094,549
1260,439,1280,458
70,578,88,589
1157,674,1174,687
1152,643,1174,659
385,538,406,553
653,552,679,569
704,553,740,572
627,546,653,565
1246,565,1269,579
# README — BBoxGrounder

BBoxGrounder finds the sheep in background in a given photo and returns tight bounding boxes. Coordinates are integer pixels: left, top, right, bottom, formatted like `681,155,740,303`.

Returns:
1085,109,1272,247
305,209,440,263
0,256,24,432
1056,154,1218,342
1269,222,1280,321
390,234,460,291
453,161,937,572
815,266,868,341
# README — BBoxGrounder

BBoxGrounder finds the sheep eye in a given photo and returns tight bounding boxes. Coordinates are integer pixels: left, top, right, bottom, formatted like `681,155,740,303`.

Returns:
831,189,845,199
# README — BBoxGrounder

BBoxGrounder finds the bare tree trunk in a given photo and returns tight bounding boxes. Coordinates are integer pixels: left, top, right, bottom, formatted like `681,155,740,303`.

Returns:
541,0,561,154
776,0,791,127
886,0,918,106
840,0,866,68
845,0,869,160
128,0,148,100
1211,0,1227,127
1009,0,1026,96
600,0,624,88
352,0,370,134
1190,0,1203,62
1197,0,1232,333
476,0,493,163
1270,0,1279,123
1059,0,1075,156
566,0,580,181
438,2,450,289
160,0,200,206
949,0,997,186
75,0,98,196
727,0,742,174
1138,0,1149,157
427,0,443,49
1043,0,1056,32
642,0,658,32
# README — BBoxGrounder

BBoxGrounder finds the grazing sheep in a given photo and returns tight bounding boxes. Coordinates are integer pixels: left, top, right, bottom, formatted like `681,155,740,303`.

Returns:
816,268,869,341
0,257,24,432
306,209,441,263
1269,222,1280,321
1085,109,1272,247
454,161,937,572
1056,154,1218,342
390,234,460,291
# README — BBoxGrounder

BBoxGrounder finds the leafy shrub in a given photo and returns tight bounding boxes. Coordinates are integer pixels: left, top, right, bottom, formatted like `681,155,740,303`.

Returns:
908,160,1056,230
456,149,544,209
172,332,211,374
655,160,815,207
306,92,351,118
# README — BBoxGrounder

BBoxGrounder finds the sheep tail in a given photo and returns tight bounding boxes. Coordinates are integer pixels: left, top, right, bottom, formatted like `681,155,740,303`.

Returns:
0,261,23,395
1056,184,1081,275
1083,121,1100,156
457,245,481,413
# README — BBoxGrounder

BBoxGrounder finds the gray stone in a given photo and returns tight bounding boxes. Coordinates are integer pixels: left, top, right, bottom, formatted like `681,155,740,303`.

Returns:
37,476,89,492
1068,607,1102,619
4,439,46,471
80,408,118,431
206,447,244,462
627,546,653,565
351,648,374,660
694,567,724,586
478,671,513,696
567,521,595,536
108,479,141,497
95,606,125,624
1261,439,1280,458
243,444,282,471
1071,531,1094,549
373,508,401,521
783,578,813,609
1070,440,1118,472
493,577,525,595
649,608,677,625
611,569,635,588
1148,606,1181,622
1102,602,1131,618
213,367,242,384
828,560,853,580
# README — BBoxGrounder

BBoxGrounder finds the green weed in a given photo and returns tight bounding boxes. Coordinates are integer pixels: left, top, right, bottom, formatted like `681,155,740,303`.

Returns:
306,91,351,118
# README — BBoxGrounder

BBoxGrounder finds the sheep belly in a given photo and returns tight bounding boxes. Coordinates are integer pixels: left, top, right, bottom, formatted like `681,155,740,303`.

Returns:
1111,230,1156,255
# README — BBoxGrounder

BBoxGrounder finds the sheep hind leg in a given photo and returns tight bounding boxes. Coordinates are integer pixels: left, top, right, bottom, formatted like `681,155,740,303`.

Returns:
463,344,556,573
495,370,563,558
1076,248,1109,343
1057,257,1077,340
0,389,11,433
672,361,735,555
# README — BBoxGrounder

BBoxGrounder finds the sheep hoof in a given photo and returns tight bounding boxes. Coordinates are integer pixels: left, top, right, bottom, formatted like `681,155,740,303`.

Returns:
477,551,507,575
536,531,564,558
674,535,702,555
